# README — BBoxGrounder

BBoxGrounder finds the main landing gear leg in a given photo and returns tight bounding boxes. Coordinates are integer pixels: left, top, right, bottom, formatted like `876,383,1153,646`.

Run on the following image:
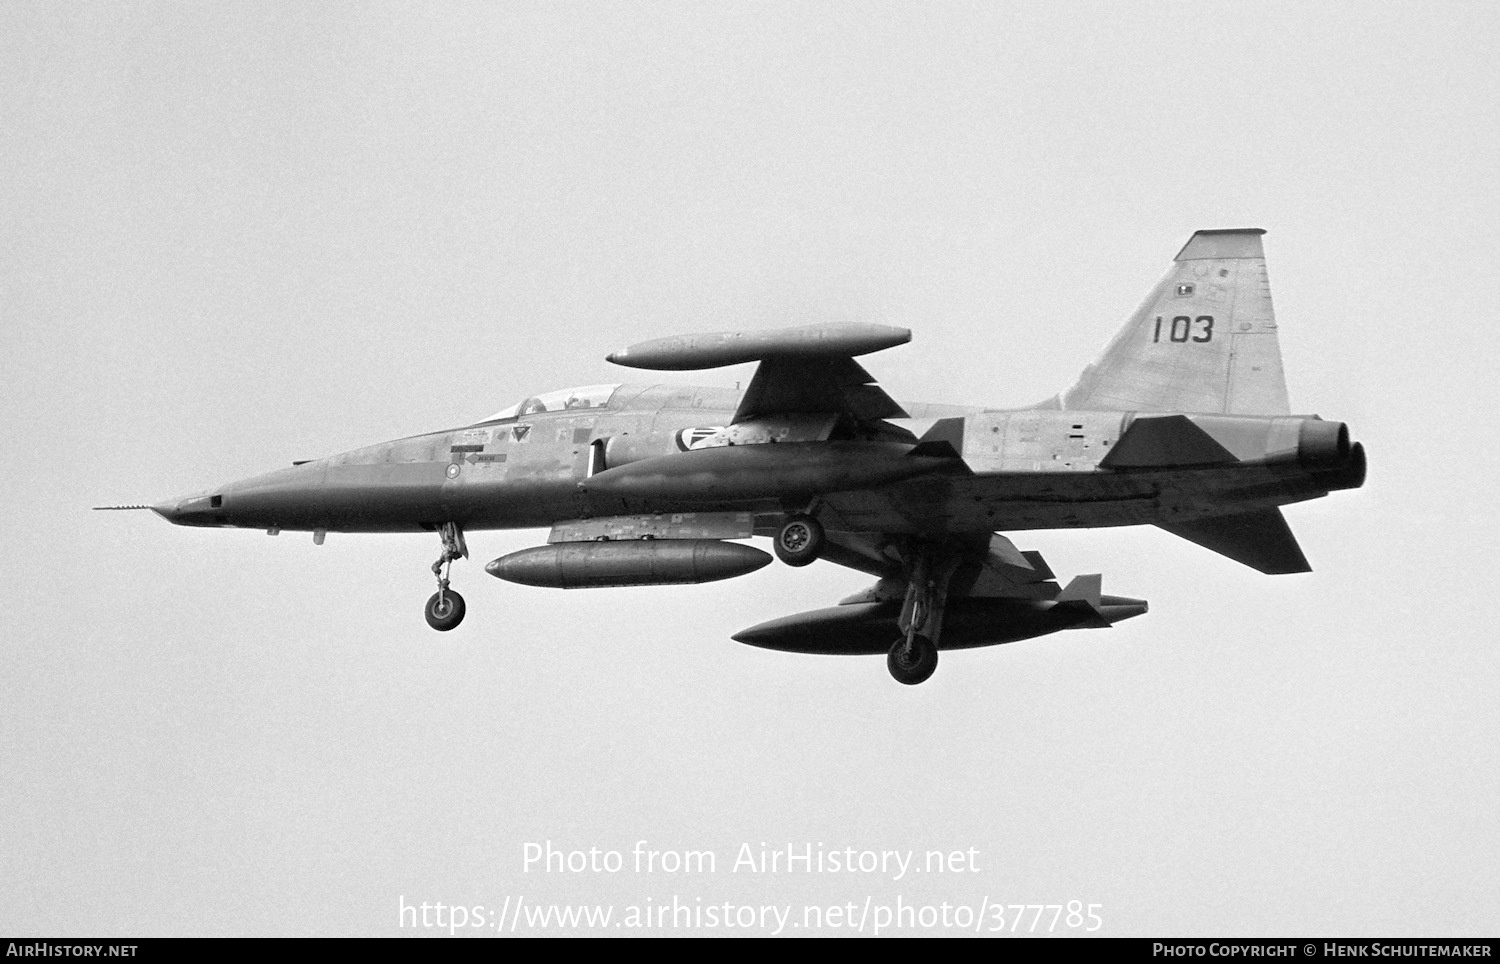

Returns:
425,522,469,631
887,543,958,686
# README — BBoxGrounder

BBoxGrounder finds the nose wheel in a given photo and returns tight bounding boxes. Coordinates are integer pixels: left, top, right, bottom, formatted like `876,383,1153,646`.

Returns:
426,522,469,631
425,589,466,631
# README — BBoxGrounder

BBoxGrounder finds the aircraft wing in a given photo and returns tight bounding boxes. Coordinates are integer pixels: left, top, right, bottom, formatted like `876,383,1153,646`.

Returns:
606,322,911,427
813,528,903,577
810,525,1069,602
732,355,907,424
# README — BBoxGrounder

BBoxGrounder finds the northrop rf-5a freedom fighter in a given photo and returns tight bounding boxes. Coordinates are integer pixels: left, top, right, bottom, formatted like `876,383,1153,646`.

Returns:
111,229,1365,684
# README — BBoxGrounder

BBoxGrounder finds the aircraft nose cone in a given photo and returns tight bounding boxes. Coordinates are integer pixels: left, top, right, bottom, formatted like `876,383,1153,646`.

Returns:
150,499,181,522
150,492,221,527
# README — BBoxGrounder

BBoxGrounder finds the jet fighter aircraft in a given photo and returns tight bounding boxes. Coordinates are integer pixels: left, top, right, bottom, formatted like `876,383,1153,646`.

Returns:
113,229,1365,684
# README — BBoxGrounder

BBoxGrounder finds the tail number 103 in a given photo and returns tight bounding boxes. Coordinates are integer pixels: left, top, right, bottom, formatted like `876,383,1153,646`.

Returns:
1153,315,1214,343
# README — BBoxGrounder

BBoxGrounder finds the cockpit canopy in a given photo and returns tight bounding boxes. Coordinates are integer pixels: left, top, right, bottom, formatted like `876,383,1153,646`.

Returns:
481,384,622,422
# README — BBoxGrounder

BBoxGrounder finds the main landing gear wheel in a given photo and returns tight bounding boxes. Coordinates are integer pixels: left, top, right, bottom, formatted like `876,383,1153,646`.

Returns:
887,635,938,685
774,514,826,567
425,589,467,631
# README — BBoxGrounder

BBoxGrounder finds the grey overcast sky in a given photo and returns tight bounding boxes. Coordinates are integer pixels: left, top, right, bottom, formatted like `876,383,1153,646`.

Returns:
3,1,1497,937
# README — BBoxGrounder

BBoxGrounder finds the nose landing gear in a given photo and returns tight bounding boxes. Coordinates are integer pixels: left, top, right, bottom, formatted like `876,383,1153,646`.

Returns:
425,522,468,631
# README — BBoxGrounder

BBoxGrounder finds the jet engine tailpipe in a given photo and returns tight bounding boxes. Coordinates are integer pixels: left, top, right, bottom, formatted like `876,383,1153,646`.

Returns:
1297,419,1350,466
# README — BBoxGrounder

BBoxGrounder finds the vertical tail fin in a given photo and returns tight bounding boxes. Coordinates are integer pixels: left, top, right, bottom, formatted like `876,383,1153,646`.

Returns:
1055,229,1290,415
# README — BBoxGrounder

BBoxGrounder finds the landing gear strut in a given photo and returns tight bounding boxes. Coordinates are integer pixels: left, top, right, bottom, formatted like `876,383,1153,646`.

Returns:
426,522,468,631
886,541,959,685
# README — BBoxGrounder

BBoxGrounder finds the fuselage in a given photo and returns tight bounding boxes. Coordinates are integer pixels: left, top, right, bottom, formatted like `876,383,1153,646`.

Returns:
154,382,1364,538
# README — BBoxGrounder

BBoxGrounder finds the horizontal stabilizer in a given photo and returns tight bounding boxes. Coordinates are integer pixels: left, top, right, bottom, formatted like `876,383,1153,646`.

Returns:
1157,507,1311,574
1100,415,1238,469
